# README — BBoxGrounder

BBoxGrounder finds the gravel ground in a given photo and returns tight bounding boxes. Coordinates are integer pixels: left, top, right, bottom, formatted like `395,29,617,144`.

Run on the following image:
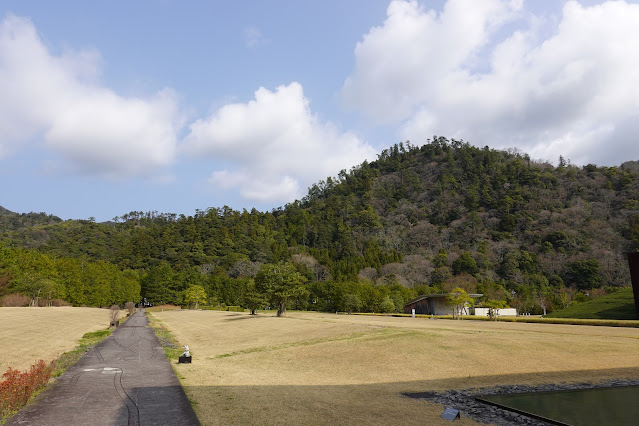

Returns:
404,378,639,425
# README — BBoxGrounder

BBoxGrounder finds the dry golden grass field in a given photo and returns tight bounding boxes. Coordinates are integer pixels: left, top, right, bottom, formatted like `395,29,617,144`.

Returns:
0,307,117,371
152,310,639,426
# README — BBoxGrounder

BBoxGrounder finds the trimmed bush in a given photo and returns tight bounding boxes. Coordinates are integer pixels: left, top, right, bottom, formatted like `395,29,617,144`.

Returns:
0,359,55,419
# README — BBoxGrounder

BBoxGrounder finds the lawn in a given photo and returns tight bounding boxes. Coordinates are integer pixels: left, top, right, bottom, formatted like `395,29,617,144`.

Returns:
0,307,116,371
546,287,637,320
151,310,639,425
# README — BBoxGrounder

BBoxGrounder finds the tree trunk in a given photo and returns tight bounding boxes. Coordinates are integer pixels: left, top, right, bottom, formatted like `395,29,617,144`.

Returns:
277,301,286,317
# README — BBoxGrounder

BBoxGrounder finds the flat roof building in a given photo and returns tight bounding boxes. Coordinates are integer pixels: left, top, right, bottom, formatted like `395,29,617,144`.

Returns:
404,293,482,316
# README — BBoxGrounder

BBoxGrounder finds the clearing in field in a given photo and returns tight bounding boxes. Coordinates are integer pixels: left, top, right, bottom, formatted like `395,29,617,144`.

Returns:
0,307,115,371
151,310,639,425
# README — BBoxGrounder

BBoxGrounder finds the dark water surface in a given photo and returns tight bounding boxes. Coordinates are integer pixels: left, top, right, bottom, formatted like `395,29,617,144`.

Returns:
477,385,639,426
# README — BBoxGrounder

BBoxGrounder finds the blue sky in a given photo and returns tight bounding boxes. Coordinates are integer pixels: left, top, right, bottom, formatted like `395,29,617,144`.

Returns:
1,1,638,221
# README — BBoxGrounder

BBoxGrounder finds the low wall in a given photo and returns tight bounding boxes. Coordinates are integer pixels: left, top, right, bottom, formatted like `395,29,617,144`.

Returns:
474,307,518,317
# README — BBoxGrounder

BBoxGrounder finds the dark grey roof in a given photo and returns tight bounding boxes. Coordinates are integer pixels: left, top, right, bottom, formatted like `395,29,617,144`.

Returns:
404,293,483,306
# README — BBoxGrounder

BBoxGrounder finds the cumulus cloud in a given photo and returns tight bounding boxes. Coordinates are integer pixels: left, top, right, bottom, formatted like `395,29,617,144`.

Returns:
0,15,182,177
343,0,639,165
343,0,523,123
183,82,376,204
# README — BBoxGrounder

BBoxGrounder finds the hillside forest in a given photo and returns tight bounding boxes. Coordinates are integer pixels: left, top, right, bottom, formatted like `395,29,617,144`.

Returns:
2,138,639,315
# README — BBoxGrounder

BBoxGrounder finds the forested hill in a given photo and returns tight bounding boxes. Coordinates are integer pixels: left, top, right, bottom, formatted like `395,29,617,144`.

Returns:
0,206,62,231
2,137,639,313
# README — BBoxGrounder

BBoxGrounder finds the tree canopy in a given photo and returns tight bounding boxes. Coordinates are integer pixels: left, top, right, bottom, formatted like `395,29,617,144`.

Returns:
255,263,307,316
2,138,639,314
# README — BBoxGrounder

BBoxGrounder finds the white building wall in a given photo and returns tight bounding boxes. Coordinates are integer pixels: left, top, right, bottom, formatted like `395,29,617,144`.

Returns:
474,307,518,317
432,298,473,316
431,298,452,315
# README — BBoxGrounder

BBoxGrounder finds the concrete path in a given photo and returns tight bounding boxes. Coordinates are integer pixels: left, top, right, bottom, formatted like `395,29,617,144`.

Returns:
7,311,199,426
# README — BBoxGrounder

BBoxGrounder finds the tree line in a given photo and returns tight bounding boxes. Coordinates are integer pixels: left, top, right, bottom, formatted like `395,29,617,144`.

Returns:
2,137,639,314
0,246,139,307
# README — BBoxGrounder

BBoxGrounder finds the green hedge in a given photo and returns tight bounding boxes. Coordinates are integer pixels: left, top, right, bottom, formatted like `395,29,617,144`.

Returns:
343,312,639,327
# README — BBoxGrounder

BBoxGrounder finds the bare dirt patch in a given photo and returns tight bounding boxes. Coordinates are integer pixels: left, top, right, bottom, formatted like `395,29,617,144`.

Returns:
0,307,115,371
152,310,639,425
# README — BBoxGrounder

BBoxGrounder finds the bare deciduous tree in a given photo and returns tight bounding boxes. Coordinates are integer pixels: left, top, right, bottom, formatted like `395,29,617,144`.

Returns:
110,305,120,324
229,260,260,278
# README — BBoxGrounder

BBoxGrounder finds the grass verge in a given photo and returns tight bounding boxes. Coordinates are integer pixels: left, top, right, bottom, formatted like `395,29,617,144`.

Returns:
145,313,200,410
146,313,184,360
51,329,112,377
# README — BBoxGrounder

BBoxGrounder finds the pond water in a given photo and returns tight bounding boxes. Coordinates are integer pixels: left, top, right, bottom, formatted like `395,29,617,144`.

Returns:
477,385,639,426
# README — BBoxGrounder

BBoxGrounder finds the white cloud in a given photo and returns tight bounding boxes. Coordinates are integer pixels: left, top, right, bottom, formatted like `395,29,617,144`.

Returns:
343,0,523,123
184,82,377,204
344,0,639,165
0,15,182,177
244,26,266,48
210,171,300,203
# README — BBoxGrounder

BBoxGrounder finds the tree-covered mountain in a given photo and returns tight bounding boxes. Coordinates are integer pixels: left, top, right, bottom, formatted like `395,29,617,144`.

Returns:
2,137,638,313
0,206,63,232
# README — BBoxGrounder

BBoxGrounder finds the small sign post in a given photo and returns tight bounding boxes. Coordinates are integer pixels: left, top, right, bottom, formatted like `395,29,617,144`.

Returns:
441,406,460,421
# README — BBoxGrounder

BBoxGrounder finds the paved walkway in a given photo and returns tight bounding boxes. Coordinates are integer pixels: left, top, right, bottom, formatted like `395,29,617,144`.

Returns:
8,311,199,426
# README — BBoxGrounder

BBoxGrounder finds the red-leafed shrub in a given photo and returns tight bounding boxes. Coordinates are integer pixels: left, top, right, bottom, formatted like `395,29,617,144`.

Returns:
0,359,55,419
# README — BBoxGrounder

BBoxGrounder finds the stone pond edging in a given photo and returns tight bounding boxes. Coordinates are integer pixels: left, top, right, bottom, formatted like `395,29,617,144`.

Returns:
405,378,639,425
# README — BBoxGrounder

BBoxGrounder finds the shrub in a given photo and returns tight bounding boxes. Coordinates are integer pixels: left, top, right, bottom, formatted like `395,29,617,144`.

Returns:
343,293,361,314
0,293,30,307
379,297,395,314
110,305,120,323
226,306,244,312
0,359,55,419
124,301,135,316
35,298,70,307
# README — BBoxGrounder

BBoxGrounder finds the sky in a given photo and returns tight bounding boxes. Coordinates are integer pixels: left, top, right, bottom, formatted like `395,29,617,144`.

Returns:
1,0,638,221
